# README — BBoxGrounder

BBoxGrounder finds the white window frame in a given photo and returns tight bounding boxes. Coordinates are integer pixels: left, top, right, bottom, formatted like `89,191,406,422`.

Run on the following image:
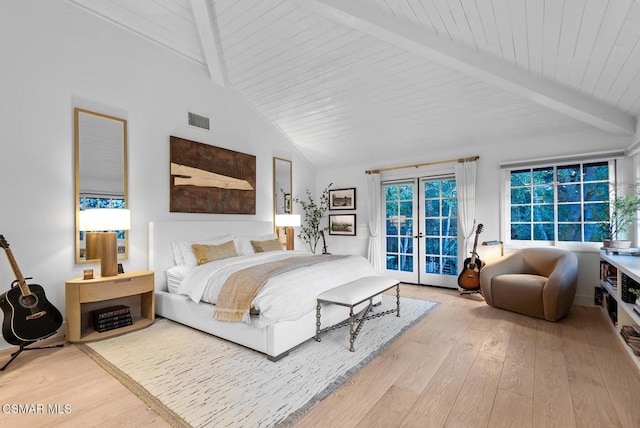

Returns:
500,153,626,252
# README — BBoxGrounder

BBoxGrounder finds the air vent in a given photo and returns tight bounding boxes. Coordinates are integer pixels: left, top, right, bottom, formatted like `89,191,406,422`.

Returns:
188,112,210,130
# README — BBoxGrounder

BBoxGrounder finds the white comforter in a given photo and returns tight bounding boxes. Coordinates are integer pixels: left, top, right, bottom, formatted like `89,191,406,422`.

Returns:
177,251,377,326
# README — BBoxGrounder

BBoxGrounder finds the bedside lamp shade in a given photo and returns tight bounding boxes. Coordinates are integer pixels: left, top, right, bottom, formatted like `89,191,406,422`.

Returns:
275,214,301,228
80,208,130,277
82,208,131,232
275,214,300,250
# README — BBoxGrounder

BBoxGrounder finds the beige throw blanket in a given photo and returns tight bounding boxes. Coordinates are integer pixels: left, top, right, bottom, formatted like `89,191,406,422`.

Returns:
214,255,345,322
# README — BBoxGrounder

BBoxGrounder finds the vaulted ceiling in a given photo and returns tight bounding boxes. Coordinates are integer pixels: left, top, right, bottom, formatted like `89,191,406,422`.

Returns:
69,0,640,168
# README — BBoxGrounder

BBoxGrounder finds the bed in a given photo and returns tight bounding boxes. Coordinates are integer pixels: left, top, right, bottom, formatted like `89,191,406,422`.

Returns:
149,220,379,360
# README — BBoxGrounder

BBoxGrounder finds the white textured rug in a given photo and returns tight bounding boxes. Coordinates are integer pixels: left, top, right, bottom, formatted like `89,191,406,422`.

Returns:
80,295,438,428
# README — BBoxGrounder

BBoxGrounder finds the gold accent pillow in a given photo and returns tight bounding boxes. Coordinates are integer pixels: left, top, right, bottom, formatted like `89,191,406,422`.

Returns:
192,241,238,265
251,239,284,253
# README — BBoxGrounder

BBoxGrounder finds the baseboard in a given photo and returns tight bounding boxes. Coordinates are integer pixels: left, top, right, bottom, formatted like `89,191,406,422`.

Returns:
573,294,596,307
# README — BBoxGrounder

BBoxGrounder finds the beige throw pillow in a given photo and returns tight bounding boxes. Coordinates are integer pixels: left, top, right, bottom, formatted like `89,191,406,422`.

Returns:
192,241,238,265
251,239,284,253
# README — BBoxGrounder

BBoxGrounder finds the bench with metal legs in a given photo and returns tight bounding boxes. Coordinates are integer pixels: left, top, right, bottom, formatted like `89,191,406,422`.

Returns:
315,276,400,352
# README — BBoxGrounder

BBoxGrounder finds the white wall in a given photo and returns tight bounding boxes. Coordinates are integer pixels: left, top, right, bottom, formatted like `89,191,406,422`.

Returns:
0,1,314,349
317,130,633,305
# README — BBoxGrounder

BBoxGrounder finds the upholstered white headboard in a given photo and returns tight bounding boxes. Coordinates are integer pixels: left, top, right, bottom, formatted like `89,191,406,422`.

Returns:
148,220,273,291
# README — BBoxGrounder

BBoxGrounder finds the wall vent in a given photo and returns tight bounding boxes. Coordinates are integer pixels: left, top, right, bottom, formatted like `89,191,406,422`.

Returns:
188,112,210,130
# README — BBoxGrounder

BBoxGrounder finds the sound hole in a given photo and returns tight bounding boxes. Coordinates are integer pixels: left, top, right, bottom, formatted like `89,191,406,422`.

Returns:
19,294,38,309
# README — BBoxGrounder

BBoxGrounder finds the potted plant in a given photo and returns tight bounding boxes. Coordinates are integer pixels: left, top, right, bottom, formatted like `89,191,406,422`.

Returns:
603,185,640,249
292,184,332,254
629,288,640,307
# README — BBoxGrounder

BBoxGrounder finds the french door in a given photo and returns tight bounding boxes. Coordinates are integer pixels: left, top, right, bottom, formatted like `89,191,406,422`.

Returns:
382,177,460,288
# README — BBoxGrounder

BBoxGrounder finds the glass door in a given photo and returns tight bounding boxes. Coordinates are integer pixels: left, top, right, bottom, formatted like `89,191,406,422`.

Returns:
382,177,460,288
419,178,459,288
383,181,419,283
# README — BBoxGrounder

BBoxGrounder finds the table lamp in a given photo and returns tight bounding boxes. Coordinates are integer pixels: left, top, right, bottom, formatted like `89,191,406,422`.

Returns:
81,208,130,277
275,214,301,250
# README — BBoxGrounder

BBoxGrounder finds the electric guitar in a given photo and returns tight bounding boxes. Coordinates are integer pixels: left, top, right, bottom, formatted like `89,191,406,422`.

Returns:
457,224,485,291
0,235,63,345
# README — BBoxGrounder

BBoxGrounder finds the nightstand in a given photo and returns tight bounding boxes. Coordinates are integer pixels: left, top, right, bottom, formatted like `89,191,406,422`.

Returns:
65,270,154,342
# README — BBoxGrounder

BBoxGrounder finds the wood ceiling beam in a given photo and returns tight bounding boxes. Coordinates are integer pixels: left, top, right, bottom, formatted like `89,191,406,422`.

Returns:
190,0,225,87
298,0,636,135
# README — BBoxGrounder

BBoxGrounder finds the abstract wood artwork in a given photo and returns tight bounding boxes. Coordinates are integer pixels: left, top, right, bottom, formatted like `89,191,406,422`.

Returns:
170,136,256,214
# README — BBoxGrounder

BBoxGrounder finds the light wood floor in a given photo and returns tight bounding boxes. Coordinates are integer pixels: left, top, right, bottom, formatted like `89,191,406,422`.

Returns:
1,285,640,427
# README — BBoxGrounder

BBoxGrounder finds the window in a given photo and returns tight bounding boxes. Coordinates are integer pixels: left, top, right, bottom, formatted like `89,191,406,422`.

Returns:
508,161,611,243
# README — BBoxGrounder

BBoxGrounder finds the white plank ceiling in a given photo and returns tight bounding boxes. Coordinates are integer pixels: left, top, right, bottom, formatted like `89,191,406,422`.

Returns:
68,0,640,168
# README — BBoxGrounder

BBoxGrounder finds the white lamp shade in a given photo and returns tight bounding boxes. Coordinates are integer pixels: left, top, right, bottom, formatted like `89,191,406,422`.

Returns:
275,214,301,227
81,208,131,231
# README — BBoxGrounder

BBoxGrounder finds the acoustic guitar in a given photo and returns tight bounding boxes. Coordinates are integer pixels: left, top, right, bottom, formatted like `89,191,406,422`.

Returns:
457,224,484,291
0,235,63,345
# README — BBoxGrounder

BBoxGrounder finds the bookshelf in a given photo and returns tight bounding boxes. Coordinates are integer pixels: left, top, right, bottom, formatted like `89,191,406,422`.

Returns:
599,252,640,370
65,270,154,342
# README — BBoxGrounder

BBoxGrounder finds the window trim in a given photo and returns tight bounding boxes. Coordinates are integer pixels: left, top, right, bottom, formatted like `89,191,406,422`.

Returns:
501,157,622,252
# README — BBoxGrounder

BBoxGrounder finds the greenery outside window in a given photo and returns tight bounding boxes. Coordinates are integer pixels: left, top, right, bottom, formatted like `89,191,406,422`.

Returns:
508,161,612,243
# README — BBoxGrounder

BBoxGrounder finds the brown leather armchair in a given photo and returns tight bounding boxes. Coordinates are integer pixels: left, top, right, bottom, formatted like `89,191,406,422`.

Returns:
479,247,578,321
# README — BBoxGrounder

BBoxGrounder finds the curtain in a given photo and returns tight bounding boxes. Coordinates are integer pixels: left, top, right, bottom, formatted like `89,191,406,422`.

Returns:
366,173,382,274
455,160,478,256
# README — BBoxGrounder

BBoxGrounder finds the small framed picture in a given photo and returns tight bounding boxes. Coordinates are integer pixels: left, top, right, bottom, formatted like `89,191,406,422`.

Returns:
329,214,356,236
329,188,356,210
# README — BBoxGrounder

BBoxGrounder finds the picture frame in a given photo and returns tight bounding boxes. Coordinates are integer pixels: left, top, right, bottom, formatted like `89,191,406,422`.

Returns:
329,214,356,236
329,188,356,210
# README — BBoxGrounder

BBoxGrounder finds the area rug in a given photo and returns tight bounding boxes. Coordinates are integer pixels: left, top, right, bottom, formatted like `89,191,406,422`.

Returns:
79,295,438,428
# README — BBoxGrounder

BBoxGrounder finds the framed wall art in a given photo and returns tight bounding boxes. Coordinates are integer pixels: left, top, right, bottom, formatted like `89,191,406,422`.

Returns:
329,188,356,210
329,214,356,236
169,136,256,214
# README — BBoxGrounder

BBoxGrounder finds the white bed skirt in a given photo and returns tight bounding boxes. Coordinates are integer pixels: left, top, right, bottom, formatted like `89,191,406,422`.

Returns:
156,290,378,359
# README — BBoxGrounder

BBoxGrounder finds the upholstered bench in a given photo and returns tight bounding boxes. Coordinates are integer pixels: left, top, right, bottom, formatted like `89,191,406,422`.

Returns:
315,276,400,351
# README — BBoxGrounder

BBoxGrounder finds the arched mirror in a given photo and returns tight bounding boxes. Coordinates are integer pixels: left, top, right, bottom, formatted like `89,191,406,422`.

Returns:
74,108,128,263
273,157,292,217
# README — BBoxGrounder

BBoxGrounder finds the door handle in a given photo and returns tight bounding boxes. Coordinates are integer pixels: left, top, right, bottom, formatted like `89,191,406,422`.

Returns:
413,233,423,239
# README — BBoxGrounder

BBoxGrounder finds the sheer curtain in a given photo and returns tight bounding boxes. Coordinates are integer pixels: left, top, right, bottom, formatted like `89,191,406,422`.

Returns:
366,173,382,274
455,160,478,256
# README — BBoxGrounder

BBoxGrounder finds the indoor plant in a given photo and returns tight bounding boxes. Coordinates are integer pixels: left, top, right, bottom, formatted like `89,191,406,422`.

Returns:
602,184,640,248
292,184,332,254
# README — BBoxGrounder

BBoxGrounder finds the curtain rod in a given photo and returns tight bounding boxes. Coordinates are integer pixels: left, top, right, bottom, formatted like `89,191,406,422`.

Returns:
365,155,479,174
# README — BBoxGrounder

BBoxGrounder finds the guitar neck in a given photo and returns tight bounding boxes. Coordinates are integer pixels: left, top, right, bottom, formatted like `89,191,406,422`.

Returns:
2,247,32,296
469,234,481,263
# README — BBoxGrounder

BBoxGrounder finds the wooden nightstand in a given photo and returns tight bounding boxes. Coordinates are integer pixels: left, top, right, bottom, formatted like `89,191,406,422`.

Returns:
65,270,154,342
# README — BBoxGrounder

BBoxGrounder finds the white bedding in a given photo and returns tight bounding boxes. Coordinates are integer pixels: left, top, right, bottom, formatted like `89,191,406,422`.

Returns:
176,251,377,327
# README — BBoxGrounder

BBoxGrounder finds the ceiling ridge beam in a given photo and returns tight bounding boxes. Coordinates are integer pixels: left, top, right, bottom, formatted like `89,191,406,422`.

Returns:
297,0,636,135
190,0,226,87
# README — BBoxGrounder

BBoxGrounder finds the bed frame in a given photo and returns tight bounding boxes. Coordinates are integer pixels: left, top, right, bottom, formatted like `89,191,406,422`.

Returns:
148,220,369,361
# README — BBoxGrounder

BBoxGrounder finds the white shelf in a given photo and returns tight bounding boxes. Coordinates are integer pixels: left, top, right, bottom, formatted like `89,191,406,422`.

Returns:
599,251,640,370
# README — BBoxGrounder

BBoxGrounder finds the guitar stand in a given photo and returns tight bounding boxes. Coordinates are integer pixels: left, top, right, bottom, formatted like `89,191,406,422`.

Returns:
0,341,64,371
459,288,482,296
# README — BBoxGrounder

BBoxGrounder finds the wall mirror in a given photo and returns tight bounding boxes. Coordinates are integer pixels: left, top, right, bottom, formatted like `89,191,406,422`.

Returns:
273,157,292,218
74,108,128,263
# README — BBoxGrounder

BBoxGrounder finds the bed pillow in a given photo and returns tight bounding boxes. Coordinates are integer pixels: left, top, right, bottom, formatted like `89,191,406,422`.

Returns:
234,233,278,255
172,235,234,266
251,238,284,253
192,240,238,265
165,265,192,294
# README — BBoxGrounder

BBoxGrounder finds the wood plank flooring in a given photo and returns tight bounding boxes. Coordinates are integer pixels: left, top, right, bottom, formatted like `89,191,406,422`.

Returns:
1,285,639,427
295,285,640,428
